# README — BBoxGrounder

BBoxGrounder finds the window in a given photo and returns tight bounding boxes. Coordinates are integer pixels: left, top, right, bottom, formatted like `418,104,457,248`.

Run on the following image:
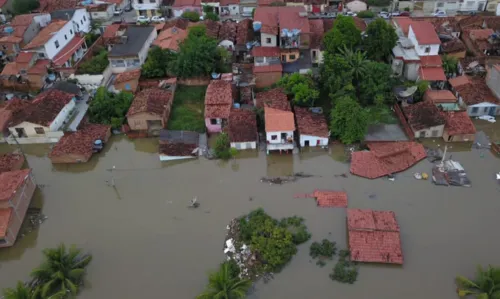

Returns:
34,127,45,134
472,107,479,113
77,24,80,30
83,15,86,21
271,135,277,140
431,130,438,137
70,29,73,34
437,2,444,7
246,142,252,148
312,50,317,59
80,20,83,25
484,107,489,113
0,238,6,245
64,34,67,40
266,37,271,44
39,52,45,58
235,143,241,149
425,46,431,53
210,118,218,125
289,54,296,60
281,132,287,140
150,0,155,3
55,40,60,48
419,131,425,138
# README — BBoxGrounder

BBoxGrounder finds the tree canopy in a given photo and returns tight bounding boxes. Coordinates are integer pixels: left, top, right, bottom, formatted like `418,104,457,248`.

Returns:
358,61,394,106
181,11,200,22
12,0,39,15
456,265,500,298
363,18,398,61
77,49,108,74
330,96,368,144
323,15,361,54
197,262,252,299
277,73,319,107
142,47,174,78
88,87,134,129
2,282,34,299
205,12,219,21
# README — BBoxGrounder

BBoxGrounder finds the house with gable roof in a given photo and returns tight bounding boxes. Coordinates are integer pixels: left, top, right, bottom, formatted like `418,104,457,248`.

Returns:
204,80,234,134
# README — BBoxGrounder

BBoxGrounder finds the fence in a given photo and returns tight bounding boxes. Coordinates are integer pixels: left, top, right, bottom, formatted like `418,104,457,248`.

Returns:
177,77,211,86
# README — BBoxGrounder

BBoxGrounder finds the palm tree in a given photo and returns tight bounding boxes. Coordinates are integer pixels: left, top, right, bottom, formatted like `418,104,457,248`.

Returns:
338,46,368,83
30,244,92,299
197,262,252,299
3,281,34,299
456,265,500,298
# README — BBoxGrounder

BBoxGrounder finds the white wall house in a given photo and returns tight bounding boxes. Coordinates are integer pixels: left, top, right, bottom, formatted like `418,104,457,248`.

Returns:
108,26,157,73
408,25,440,57
133,0,162,17
413,124,445,138
299,134,328,147
89,4,116,21
264,107,295,154
311,49,324,65
459,99,500,117
456,0,487,12
231,141,256,149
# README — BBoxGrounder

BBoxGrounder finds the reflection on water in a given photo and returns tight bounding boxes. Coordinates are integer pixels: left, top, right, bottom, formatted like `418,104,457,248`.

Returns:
266,153,294,177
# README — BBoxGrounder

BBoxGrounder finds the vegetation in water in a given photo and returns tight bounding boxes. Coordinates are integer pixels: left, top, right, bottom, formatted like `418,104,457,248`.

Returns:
330,249,359,284
456,265,500,298
309,239,337,260
197,261,252,299
214,133,233,160
279,216,311,245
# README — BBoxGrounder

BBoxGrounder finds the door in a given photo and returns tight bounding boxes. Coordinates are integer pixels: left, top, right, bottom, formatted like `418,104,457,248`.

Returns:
317,139,321,146
489,106,496,116
281,132,287,141
305,140,310,147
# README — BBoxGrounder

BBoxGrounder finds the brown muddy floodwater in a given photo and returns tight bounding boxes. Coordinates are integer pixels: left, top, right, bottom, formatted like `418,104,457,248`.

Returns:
1,135,500,299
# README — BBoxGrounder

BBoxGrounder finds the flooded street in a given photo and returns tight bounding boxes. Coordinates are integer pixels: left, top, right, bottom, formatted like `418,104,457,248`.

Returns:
1,136,500,299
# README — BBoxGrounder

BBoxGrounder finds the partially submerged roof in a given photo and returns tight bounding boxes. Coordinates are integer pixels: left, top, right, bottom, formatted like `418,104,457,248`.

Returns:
403,101,445,131
294,107,329,138
0,169,31,202
313,190,347,208
23,21,67,49
127,88,173,117
108,26,155,57
347,209,400,232
455,77,499,106
350,141,427,179
410,21,441,45
264,107,295,132
228,109,257,143
0,154,25,174
204,80,233,119
441,110,476,136
49,124,111,162
159,130,199,157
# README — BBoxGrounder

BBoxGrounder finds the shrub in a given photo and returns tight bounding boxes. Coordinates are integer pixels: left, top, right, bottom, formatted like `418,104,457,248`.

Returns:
181,11,200,22
310,239,337,259
214,133,232,160
330,260,358,284
77,50,108,75
205,11,219,21
88,87,134,129
404,7,410,11
357,10,375,18
279,216,311,245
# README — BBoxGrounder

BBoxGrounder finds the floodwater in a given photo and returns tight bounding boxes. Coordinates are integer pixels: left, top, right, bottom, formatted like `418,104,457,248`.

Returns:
0,135,500,299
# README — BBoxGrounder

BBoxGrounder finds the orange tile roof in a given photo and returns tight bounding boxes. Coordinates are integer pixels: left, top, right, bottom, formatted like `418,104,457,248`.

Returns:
0,208,12,238
115,69,141,84
254,7,310,35
449,75,470,88
23,21,67,49
419,55,442,67
0,62,21,76
0,169,31,202
264,107,295,132
252,46,280,57
470,28,494,40
27,59,50,75
419,66,446,81
313,190,347,208
424,90,456,103
410,21,441,45
0,35,23,43
153,27,188,52
15,52,35,63
49,124,111,161
11,13,37,26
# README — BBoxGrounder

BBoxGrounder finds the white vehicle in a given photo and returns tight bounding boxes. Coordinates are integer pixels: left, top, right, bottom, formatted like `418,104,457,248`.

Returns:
391,11,401,16
379,11,390,19
137,15,150,23
432,10,447,17
151,16,165,22
113,9,123,16
344,11,357,17
476,115,496,123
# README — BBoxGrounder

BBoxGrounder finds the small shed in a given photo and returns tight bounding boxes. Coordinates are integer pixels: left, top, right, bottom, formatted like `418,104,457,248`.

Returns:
48,124,112,164
113,69,141,93
159,130,200,161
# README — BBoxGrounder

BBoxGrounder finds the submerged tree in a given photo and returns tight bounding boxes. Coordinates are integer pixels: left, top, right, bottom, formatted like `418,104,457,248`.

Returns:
197,262,252,299
2,281,34,299
330,96,368,144
30,244,92,299
456,265,500,298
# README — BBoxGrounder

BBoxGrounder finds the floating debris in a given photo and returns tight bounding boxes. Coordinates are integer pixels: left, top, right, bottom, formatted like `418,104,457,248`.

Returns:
18,208,47,239
426,147,443,163
334,173,348,178
432,160,471,187
188,197,200,208
260,172,316,185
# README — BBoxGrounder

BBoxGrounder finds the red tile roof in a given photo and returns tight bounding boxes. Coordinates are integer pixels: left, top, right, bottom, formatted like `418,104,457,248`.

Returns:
470,28,494,40
172,0,201,7
0,169,31,202
255,88,290,110
393,17,413,35
103,24,121,39
49,124,111,162
52,36,85,66
441,39,466,54
15,52,35,64
39,0,79,12
441,110,476,135
253,7,310,35
201,19,221,39
127,88,174,116
204,80,233,119
23,21,68,49
449,75,470,88
0,0,8,7
4,98,31,126
265,107,295,132
347,208,403,264
219,21,238,43
0,35,22,43
27,59,50,75
350,141,427,179
252,46,280,57
410,21,441,45
253,64,283,73
402,101,445,131
455,77,499,106
419,55,442,67
228,109,257,143
236,19,253,46
294,107,329,138
115,69,141,84
424,90,456,103
419,66,446,81
0,108,12,131
0,154,24,174
0,62,21,76
313,190,347,208
153,27,188,51
309,19,324,49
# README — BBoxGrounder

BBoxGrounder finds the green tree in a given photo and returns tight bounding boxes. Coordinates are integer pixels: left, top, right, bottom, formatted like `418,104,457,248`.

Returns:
30,244,92,299
77,49,108,74
442,54,458,75
320,51,355,100
363,18,398,61
203,5,214,13
88,87,134,129
181,11,200,22
197,262,252,299
214,133,232,160
358,61,394,106
357,10,375,18
323,15,361,54
169,33,222,78
339,46,368,83
189,24,207,38
330,96,368,144
12,0,39,15
3,282,34,299
142,47,174,78
456,265,500,298
205,12,219,21
277,73,319,107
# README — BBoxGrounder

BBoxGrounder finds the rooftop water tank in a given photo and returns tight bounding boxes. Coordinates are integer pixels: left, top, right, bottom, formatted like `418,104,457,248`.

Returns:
211,72,221,79
253,21,262,32
3,26,13,34
233,103,240,109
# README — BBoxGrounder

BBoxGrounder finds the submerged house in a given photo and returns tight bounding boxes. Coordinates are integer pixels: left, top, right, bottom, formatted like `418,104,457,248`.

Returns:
294,107,329,147
0,169,36,248
227,109,258,150
402,101,446,139
204,80,233,134
158,130,200,161
440,110,476,142
449,75,500,117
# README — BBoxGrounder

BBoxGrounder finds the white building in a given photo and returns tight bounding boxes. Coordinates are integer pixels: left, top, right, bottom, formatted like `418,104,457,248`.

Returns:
133,0,162,17
7,89,77,144
294,107,329,147
450,75,500,117
264,107,295,154
108,26,157,73
408,22,440,57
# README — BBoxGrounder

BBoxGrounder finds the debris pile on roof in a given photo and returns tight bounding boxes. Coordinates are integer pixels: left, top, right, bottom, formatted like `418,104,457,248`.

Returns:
159,130,199,157
313,190,347,208
228,109,257,143
49,124,111,163
441,110,476,136
350,142,427,179
255,88,290,110
347,208,403,264
202,19,221,39
127,88,174,117
236,19,254,46
441,39,466,54
0,154,25,174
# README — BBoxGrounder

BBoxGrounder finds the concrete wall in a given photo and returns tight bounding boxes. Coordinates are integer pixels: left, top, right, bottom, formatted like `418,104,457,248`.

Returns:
90,5,115,21
261,33,277,47
50,100,76,131
23,19,41,45
255,71,282,88
266,130,293,144
231,141,257,149
299,134,328,147
127,112,163,131
443,130,475,142
466,103,499,117
346,0,367,12
413,124,444,138
486,67,500,99
311,49,324,64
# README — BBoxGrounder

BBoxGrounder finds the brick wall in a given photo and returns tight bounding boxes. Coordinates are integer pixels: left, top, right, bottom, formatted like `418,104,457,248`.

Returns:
393,104,415,141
